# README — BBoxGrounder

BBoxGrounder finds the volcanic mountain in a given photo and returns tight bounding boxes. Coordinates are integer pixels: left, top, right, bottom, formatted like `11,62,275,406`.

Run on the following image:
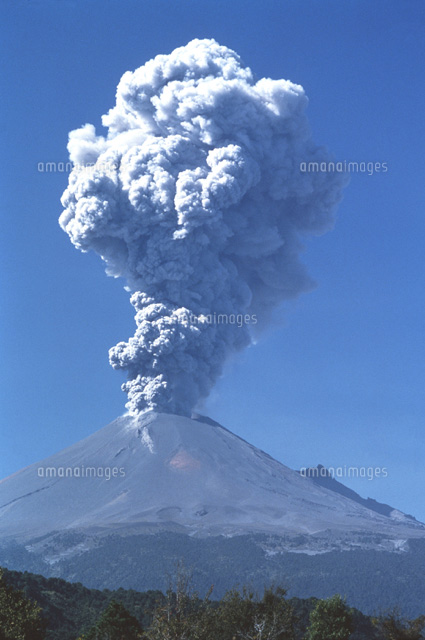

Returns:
0,411,423,546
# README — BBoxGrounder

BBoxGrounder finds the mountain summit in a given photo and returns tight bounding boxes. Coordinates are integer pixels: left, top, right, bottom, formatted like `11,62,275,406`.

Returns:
0,412,423,547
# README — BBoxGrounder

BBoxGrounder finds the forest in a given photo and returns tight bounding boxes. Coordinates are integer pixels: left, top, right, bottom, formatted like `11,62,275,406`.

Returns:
0,565,424,640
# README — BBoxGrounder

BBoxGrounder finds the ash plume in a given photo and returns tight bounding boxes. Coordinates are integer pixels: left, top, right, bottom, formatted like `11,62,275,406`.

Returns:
60,38,346,416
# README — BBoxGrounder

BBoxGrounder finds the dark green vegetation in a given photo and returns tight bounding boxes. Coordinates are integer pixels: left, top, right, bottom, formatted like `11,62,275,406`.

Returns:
0,569,46,640
305,594,353,640
82,600,143,640
2,533,425,616
2,565,425,640
1,568,160,640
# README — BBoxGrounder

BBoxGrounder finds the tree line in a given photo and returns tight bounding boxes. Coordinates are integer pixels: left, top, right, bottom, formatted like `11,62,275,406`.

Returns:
1,566,424,640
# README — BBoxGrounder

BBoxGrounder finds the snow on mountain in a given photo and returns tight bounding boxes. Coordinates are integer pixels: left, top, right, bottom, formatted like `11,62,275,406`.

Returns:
0,412,424,546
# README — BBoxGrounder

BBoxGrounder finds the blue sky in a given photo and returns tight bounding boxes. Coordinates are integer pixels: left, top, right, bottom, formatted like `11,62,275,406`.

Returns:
1,0,425,520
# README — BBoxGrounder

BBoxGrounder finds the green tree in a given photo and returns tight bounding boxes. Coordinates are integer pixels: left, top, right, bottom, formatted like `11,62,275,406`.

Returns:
0,568,46,640
372,610,425,640
305,594,353,640
216,585,296,640
145,566,214,640
83,600,144,640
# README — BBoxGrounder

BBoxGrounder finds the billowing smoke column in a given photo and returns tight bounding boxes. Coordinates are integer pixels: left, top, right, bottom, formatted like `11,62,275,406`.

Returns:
60,39,346,416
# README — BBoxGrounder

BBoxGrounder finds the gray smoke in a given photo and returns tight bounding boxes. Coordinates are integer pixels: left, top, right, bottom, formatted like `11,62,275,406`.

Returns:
60,38,346,416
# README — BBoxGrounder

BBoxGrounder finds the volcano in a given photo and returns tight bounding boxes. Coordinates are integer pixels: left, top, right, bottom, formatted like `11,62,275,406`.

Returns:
0,411,423,546
2,412,425,614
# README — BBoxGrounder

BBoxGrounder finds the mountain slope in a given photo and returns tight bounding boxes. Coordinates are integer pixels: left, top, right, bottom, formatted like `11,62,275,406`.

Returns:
302,465,417,520
0,411,423,546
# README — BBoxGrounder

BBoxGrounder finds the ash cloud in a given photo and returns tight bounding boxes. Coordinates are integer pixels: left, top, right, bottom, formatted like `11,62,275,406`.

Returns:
60,38,347,416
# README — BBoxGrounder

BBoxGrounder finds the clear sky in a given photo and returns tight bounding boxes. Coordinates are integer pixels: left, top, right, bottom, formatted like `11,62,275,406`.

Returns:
1,0,425,521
